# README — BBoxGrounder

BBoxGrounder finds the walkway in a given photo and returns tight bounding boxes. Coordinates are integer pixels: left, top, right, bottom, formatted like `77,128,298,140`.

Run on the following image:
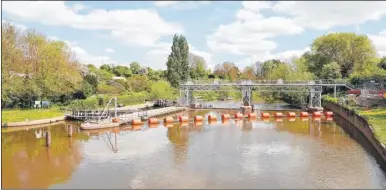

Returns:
3,116,65,127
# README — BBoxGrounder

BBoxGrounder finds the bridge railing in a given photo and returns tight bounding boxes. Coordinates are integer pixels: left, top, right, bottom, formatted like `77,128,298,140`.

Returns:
183,79,352,85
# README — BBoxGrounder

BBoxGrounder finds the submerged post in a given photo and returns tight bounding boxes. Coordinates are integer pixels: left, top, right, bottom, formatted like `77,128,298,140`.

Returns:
45,131,51,147
114,97,117,118
68,125,73,137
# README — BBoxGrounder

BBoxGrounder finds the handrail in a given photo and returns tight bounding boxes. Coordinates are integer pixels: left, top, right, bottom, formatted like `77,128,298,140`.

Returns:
180,79,355,90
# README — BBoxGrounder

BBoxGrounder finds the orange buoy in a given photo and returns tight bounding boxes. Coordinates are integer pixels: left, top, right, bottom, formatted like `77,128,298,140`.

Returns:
234,113,244,119
261,112,270,118
194,115,203,121
287,112,296,117
274,112,283,118
131,119,142,125
112,118,120,123
149,124,158,128
164,116,173,123
208,114,217,121
312,112,322,117
221,114,231,120
300,112,309,117
179,116,189,122
325,111,334,117
248,113,257,119
148,118,159,124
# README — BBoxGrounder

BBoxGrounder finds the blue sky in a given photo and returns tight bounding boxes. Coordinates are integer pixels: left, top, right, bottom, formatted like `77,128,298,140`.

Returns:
2,1,386,70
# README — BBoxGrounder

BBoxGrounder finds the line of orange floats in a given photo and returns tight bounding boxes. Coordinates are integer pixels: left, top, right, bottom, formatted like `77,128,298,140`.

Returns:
129,111,334,126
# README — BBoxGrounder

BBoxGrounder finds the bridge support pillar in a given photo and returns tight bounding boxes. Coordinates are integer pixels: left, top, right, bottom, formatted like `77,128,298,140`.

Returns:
179,87,193,107
308,85,323,111
241,87,252,106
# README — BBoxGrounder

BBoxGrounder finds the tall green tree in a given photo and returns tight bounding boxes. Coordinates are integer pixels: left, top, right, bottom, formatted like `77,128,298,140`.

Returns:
166,34,190,87
320,62,342,79
1,22,83,108
306,32,377,78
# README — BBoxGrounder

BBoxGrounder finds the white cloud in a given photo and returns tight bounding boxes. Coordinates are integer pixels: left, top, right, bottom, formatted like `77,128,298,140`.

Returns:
235,47,310,69
154,1,210,10
206,2,303,56
105,48,115,53
368,30,386,57
208,1,386,68
189,45,214,69
273,1,386,30
2,1,183,48
48,36,115,67
71,3,88,13
145,42,171,70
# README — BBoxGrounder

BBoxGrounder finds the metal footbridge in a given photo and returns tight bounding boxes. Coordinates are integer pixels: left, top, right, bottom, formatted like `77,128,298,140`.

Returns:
179,79,354,109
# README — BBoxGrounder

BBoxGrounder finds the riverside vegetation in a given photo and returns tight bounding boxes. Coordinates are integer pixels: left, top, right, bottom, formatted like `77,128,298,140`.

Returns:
2,21,386,127
323,95,386,145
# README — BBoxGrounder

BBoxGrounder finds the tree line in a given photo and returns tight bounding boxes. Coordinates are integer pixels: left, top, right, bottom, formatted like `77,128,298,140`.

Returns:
2,21,386,109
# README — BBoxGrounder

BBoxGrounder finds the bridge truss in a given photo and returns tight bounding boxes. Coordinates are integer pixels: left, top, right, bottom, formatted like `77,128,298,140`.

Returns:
179,79,353,109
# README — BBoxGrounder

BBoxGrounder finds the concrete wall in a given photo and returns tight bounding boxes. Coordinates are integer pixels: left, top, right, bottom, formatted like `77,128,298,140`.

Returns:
323,101,386,169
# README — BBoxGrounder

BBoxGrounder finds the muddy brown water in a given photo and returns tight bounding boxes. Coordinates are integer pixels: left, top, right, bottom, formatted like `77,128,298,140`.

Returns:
2,106,386,189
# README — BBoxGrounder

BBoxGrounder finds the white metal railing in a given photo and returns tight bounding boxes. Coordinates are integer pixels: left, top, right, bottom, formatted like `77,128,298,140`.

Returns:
181,79,355,89
184,79,352,85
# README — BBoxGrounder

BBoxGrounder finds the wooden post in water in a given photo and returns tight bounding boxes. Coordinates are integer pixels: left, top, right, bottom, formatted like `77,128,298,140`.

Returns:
115,131,118,153
45,131,51,147
68,125,73,137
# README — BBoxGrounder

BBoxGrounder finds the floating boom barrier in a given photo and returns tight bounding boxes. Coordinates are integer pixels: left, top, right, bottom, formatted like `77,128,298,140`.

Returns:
136,111,334,126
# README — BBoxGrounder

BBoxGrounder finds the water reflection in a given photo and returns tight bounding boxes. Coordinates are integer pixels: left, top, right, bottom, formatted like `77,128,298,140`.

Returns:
2,109,386,189
2,123,88,188
167,124,190,165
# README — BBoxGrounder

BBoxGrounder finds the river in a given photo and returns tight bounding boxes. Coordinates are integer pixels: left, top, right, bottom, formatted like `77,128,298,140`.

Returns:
2,102,386,189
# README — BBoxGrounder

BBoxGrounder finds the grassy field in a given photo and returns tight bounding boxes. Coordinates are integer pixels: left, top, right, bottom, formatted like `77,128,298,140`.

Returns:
322,95,386,144
357,107,386,145
2,107,65,123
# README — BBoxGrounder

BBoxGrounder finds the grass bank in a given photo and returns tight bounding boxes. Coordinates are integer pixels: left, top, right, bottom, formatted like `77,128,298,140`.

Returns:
2,93,149,123
357,107,386,145
323,95,386,144
2,107,65,123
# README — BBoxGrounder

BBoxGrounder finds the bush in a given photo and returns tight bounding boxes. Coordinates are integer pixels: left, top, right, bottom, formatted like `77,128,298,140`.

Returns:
149,81,176,100
118,93,146,106
322,95,339,104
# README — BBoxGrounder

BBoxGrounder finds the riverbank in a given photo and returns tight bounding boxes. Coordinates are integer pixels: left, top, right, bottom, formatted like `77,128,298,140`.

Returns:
2,107,65,123
2,102,155,128
322,101,386,168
